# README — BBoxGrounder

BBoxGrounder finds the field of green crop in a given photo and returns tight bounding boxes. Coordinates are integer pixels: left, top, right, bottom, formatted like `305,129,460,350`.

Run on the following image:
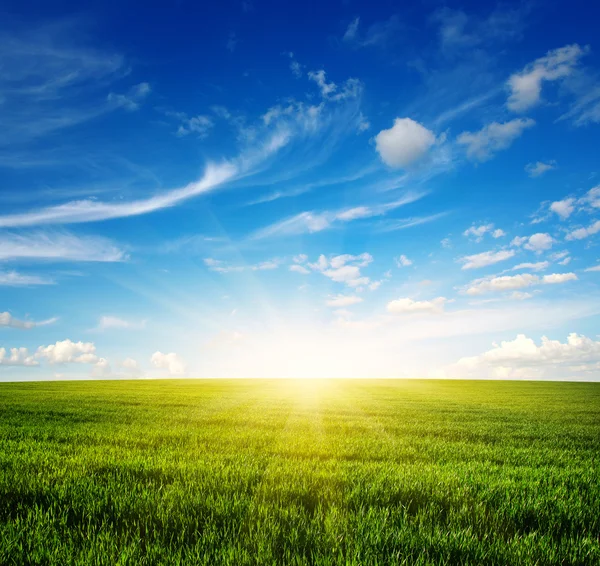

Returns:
1,379,599,565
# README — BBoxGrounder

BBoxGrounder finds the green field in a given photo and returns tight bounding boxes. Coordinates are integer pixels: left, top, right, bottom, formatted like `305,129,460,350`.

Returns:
1,379,599,565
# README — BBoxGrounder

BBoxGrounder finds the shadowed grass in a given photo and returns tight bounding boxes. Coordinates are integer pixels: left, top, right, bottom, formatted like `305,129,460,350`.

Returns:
0,379,599,565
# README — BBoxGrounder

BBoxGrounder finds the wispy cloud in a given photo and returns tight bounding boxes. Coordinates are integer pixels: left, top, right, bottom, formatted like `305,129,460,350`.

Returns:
249,192,428,240
0,270,54,286
0,231,127,262
0,312,58,329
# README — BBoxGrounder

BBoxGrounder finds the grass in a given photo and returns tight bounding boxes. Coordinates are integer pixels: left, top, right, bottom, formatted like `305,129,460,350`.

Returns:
0,379,599,565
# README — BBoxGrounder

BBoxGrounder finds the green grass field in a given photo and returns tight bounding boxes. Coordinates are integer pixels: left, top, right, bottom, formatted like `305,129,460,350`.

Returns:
1,379,599,565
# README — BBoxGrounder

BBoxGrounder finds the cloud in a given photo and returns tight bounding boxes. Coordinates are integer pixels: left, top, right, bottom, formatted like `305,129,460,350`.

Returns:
452,332,600,379
107,82,151,111
375,118,436,168
204,258,281,273
226,32,238,52
550,198,575,220
326,295,363,307
395,255,412,267
307,70,362,102
585,264,600,272
526,161,556,177
465,272,577,295
387,297,446,315
250,192,427,240
565,220,600,241
507,44,588,112
289,264,310,275
121,357,142,376
176,115,214,138
307,253,373,288
459,250,515,270
0,231,127,262
510,261,549,272
463,224,501,242
0,21,128,146
511,232,554,252
0,312,57,329
0,128,290,228
457,118,535,161
341,15,403,49
524,233,554,252
97,316,146,331
0,347,38,366
0,271,54,286
150,351,186,375
36,339,98,364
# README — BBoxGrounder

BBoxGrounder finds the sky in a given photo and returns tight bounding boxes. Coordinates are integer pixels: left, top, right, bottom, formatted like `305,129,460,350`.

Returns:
1,0,600,381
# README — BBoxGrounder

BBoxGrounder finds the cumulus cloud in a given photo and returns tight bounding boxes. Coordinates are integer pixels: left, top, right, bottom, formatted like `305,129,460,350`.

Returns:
395,255,412,267
507,44,588,112
326,295,363,307
36,339,98,364
457,118,535,161
565,219,600,241
452,332,600,379
150,351,186,375
463,224,504,242
459,250,515,270
512,233,554,252
550,198,576,220
308,253,373,288
375,118,436,168
386,297,446,315
0,347,38,366
465,272,577,295
526,161,556,177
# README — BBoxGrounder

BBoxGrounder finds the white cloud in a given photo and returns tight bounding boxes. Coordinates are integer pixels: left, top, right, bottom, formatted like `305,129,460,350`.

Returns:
308,70,337,98
452,332,600,379
307,70,362,102
457,118,535,161
465,272,577,295
526,161,556,177
0,312,57,329
36,339,98,364
441,238,452,249
0,271,54,286
507,44,587,112
289,264,310,275
307,253,373,288
565,220,600,241
326,295,363,307
511,236,527,247
0,347,38,366
395,255,413,267
463,224,494,242
510,261,549,272
204,257,281,273
511,291,534,300
375,118,436,168
107,82,151,111
524,232,554,253
459,249,515,270
387,297,446,315
293,254,307,263
150,351,186,375
550,198,575,220
121,357,141,376
492,229,506,238
250,192,426,239
176,115,214,138
585,264,600,272
97,316,146,331
343,17,360,41
0,129,290,228
580,186,600,209
0,231,127,262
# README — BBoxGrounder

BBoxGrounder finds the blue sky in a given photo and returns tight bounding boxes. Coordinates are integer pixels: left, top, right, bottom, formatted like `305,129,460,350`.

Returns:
2,0,600,380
